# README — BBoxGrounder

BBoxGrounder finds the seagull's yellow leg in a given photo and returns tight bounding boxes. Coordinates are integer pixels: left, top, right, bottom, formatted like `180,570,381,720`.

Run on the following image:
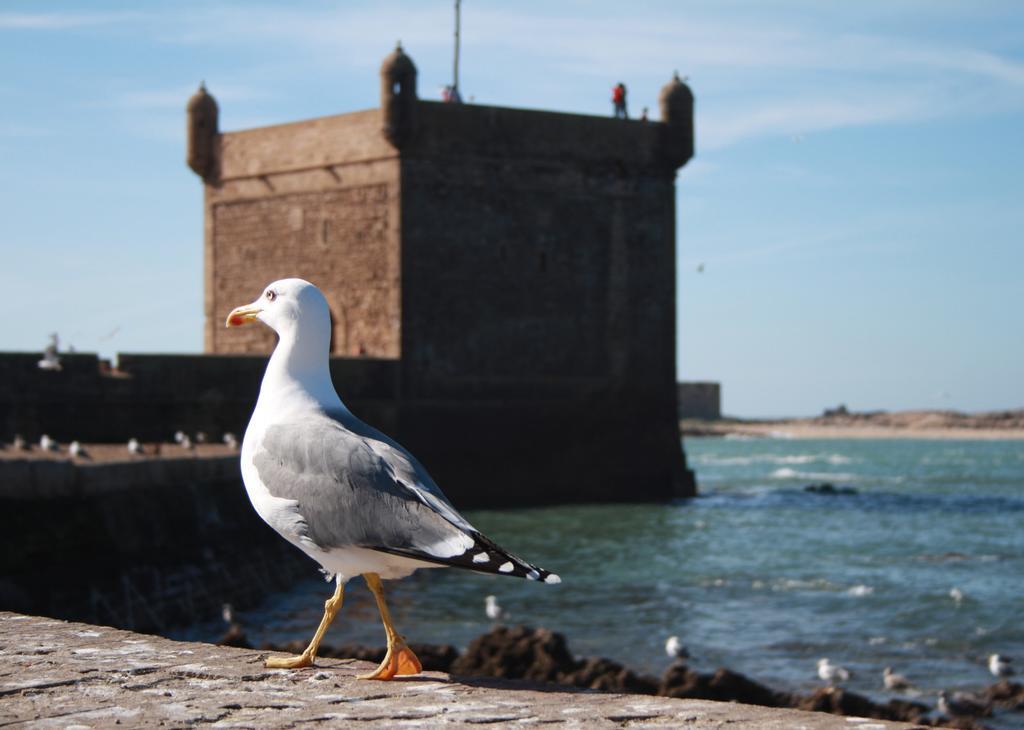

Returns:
357,572,422,680
265,580,345,669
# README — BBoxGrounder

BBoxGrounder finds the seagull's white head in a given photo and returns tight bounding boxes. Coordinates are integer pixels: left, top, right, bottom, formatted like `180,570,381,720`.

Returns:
225,278,330,347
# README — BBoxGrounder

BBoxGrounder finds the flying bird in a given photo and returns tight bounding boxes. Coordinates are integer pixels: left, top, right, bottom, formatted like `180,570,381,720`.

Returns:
988,653,1014,678
226,279,559,680
817,657,850,685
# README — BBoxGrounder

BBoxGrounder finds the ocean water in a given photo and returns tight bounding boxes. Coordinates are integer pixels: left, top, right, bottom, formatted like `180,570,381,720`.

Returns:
185,437,1023,717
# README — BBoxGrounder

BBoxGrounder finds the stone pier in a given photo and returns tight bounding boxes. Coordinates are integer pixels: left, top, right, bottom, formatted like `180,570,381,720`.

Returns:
0,612,918,728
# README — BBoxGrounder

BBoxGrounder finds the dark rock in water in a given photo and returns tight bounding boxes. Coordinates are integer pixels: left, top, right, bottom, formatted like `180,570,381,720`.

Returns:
798,687,930,724
658,661,792,707
804,482,858,495
217,623,251,649
561,656,658,695
983,679,1024,709
451,626,658,693
451,626,576,682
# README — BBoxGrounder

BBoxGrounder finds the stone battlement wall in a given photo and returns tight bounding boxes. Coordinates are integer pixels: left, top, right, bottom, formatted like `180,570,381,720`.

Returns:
0,352,398,443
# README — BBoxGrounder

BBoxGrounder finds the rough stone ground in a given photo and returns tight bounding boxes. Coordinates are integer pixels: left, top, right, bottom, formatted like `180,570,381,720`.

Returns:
0,613,921,729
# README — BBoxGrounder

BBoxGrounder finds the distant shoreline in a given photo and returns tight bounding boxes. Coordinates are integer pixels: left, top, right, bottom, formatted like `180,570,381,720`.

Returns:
682,408,1024,440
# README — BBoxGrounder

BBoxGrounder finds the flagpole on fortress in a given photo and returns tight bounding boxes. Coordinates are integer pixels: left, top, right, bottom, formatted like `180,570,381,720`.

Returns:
453,0,461,94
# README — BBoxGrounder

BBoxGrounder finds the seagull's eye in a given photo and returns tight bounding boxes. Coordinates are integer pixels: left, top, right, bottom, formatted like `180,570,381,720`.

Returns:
266,290,277,302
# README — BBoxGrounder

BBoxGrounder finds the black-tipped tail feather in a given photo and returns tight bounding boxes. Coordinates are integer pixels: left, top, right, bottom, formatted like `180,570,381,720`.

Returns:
368,530,561,584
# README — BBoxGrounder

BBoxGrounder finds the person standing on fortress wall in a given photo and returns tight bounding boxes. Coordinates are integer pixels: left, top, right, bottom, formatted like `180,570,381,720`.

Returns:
612,82,628,118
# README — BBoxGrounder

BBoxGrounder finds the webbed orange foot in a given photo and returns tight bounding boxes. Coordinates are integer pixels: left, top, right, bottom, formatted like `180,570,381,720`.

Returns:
357,638,422,680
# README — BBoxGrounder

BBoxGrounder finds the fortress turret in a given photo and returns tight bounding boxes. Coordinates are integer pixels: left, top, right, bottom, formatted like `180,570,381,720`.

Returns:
186,83,219,182
659,71,694,168
380,43,418,148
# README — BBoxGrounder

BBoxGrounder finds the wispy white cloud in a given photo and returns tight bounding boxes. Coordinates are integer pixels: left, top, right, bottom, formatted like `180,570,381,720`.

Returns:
0,11,140,30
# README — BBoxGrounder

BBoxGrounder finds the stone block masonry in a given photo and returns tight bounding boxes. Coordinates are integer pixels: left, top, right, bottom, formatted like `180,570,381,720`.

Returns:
0,612,918,728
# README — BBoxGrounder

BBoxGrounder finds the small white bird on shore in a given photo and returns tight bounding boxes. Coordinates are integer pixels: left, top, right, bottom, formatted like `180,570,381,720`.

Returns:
223,432,239,450
665,636,690,660
127,438,144,455
12,435,28,451
69,440,87,459
817,658,850,685
938,689,987,717
39,434,58,451
484,595,504,622
174,430,187,444
882,666,911,691
988,653,1014,678
180,434,194,450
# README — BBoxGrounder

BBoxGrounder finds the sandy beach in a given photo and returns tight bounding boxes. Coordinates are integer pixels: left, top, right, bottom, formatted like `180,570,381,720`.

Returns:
682,408,1024,440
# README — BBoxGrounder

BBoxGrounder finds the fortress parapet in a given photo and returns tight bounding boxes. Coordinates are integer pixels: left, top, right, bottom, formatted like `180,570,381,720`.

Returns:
380,43,419,148
659,71,695,169
186,83,219,182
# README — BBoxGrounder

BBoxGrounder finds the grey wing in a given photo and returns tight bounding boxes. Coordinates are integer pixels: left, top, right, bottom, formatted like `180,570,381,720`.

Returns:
254,414,559,582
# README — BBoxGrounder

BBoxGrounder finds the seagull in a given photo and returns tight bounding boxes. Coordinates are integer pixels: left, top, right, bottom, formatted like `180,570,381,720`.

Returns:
12,435,28,451
938,689,988,717
665,635,689,660
226,279,560,680
883,666,911,691
127,438,144,455
817,658,850,685
69,441,87,459
174,430,187,444
949,587,964,604
180,434,194,450
988,653,1014,678
484,595,504,622
39,434,58,452
223,432,239,450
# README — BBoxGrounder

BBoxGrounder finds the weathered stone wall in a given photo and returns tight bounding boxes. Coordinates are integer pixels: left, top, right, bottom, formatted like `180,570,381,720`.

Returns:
0,612,920,729
678,381,722,420
0,352,398,443
0,457,307,632
206,110,401,357
396,102,688,501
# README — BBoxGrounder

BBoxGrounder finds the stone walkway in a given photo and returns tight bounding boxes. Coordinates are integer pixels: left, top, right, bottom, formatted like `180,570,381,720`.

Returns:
0,612,919,728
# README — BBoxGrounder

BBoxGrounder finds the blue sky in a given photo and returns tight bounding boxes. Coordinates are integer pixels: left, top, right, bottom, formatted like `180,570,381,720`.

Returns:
1,1,1021,417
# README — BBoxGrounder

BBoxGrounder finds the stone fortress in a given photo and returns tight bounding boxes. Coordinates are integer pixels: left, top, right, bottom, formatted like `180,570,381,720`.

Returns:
189,44,698,502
